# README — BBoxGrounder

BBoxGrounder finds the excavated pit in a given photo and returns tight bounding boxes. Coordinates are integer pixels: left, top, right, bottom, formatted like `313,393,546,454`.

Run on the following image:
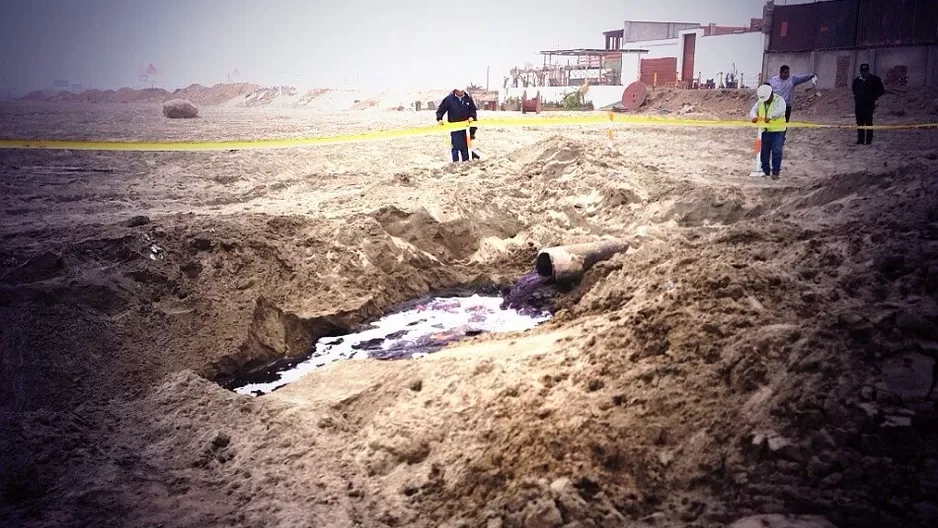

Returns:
230,292,552,395
220,278,559,396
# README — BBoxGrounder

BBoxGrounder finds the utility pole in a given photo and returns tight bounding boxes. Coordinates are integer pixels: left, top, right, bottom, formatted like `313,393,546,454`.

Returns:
486,66,490,91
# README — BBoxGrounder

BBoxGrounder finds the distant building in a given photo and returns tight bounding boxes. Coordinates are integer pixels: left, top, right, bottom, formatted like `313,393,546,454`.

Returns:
610,20,766,89
502,16,768,108
762,0,938,89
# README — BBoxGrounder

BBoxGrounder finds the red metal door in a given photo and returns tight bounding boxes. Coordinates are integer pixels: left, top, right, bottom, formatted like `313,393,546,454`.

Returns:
681,34,696,83
640,57,678,86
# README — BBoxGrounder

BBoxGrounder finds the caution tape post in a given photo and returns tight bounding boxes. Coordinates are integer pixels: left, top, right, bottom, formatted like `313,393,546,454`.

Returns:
750,126,764,177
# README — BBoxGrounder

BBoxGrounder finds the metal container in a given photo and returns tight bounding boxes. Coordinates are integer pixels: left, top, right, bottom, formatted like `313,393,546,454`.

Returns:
769,3,818,52
815,0,859,50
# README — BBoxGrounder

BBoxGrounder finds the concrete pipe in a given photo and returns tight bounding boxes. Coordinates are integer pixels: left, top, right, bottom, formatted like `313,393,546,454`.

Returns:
535,239,631,283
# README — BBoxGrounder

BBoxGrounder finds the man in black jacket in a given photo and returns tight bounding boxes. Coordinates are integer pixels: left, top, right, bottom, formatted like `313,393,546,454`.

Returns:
852,63,885,145
436,88,478,162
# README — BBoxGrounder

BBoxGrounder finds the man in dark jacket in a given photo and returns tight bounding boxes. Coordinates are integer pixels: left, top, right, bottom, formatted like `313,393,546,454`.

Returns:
436,88,478,162
852,63,885,145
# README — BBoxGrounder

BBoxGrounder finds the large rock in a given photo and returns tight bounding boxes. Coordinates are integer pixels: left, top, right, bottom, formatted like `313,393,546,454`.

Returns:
162,98,199,119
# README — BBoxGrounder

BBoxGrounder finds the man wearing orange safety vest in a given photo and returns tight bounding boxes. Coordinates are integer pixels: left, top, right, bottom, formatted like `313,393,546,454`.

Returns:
750,84,788,180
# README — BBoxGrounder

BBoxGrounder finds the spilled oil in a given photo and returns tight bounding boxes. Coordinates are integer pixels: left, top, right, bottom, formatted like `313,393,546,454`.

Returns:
231,293,551,396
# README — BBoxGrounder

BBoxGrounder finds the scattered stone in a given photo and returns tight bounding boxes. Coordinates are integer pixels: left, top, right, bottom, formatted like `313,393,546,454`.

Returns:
181,261,203,279
751,432,767,449
639,512,668,526
190,235,213,251
858,402,880,420
211,431,230,449
801,290,818,304
549,478,571,494
123,215,150,227
718,285,745,301
767,434,805,462
409,379,423,392
523,497,563,528
860,386,875,401
586,379,604,392
162,98,199,119
881,415,913,428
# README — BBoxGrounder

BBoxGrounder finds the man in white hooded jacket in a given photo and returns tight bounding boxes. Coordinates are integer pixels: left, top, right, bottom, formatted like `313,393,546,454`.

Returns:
749,83,788,179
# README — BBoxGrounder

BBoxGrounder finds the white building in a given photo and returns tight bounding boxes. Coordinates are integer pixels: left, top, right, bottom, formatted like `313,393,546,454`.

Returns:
617,23,767,89
501,18,768,109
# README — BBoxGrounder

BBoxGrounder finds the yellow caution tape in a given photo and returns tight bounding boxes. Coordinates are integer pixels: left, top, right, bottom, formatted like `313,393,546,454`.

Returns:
0,115,934,152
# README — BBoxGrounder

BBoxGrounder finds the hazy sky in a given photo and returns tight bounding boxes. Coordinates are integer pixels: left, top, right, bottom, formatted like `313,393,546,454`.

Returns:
0,0,767,94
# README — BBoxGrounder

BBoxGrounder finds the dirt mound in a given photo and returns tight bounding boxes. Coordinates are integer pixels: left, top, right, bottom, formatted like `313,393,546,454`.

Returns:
239,86,300,107
171,83,261,106
18,83,265,106
297,88,329,105
635,86,938,121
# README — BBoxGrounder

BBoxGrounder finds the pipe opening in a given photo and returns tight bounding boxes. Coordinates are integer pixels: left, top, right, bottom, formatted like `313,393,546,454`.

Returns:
535,251,555,278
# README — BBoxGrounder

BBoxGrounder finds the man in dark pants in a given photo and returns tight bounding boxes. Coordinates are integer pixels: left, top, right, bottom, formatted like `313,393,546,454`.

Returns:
750,84,788,179
852,63,885,145
436,87,478,162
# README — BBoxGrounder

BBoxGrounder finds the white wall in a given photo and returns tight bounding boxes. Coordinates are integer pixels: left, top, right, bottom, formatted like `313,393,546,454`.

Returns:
620,38,682,84
620,32,765,88
502,85,626,109
692,31,767,88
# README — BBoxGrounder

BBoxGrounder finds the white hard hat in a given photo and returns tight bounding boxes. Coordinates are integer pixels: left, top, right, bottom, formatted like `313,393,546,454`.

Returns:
757,84,773,101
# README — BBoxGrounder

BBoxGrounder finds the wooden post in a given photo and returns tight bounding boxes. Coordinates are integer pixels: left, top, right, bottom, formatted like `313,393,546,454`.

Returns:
606,111,614,148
